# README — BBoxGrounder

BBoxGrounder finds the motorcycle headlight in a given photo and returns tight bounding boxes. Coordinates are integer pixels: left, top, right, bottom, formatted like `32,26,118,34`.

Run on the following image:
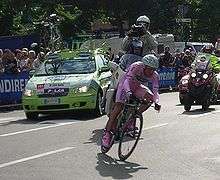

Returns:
191,73,196,78
182,79,188,85
203,73,208,79
24,89,33,97
73,86,88,93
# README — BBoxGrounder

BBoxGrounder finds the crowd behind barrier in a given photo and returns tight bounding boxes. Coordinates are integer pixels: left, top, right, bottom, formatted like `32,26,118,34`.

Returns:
0,46,49,106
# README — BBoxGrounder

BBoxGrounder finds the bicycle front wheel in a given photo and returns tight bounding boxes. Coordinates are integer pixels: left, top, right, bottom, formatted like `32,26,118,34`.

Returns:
118,114,143,161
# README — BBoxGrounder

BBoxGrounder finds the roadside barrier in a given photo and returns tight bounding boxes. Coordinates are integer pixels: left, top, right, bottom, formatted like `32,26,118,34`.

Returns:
0,72,29,107
0,67,177,107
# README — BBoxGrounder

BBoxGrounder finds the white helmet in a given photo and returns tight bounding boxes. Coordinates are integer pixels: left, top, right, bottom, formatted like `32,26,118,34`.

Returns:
136,15,150,24
142,54,159,69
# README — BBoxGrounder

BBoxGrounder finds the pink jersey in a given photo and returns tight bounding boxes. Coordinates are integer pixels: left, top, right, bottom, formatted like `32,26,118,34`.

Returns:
116,61,160,103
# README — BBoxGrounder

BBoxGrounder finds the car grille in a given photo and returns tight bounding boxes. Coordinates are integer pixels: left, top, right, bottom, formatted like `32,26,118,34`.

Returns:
37,104,70,110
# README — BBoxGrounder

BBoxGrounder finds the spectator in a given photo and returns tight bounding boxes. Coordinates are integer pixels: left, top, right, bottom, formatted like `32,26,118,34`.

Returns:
19,50,29,71
30,42,40,54
0,49,3,73
45,48,51,56
159,46,174,67
27,50,36,70
33,52,45,69
188,47,196,58
182,49,194,67
15,49,22,70
174,51,184,69
22,47,29,52
2,49,18,74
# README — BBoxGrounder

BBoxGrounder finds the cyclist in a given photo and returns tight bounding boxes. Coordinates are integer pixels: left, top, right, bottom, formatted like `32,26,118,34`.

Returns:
101,54,161,150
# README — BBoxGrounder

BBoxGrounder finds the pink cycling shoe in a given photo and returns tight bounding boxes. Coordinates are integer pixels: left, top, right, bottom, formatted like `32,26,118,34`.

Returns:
101,130,114,149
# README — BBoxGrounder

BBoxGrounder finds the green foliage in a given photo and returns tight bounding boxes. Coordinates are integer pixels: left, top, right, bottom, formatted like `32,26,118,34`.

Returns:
0,0,219,42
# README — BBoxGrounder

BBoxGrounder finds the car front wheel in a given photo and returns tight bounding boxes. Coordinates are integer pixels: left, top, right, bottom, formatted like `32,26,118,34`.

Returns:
25,112,39,120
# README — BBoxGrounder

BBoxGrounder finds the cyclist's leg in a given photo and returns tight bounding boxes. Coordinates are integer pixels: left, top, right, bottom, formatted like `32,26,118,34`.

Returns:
105,102,124,131
101,84,126,148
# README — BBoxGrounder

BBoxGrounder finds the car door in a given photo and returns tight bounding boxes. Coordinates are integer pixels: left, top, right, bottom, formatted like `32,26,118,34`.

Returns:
95,55,112,90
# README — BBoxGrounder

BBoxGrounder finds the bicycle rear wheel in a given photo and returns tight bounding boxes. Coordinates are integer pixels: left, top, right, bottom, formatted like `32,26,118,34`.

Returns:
118,114,143,161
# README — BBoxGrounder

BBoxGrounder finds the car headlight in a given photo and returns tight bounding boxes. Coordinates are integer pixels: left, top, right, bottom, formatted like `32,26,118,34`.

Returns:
24,89,33,97
73,86,88,93
203,74,208,79
182,79,188,85
191,73,196,78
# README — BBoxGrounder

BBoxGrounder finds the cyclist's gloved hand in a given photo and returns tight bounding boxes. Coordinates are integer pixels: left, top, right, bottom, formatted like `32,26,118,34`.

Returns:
154,103,161,112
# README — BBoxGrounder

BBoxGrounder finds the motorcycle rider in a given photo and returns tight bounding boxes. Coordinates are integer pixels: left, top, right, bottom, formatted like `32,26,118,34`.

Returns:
201,44,220,73
122,15,158,56
101,54,161,150
119,33,143,70
214,49,220,57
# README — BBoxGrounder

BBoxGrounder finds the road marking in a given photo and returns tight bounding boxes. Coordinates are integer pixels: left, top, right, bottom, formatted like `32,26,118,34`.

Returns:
143,123,169,131
0,147,75,169
0,122,77,137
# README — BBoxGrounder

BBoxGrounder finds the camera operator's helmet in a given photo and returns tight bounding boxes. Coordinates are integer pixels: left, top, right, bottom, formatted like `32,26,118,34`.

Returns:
136,15,150,24
201,44,214,54
142,54,159,69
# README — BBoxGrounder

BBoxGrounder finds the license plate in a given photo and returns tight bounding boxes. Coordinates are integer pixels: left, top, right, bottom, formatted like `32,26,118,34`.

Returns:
44,97,60,105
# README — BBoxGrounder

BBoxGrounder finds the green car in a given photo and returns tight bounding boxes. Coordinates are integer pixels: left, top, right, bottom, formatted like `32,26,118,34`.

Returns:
22,50,112,120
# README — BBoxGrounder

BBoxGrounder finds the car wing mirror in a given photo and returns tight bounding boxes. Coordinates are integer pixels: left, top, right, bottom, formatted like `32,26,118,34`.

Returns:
29,69,36,77
99,66,110,73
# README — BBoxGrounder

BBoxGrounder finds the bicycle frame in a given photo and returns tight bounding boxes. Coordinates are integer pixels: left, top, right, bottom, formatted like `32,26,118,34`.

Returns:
115,97,151,138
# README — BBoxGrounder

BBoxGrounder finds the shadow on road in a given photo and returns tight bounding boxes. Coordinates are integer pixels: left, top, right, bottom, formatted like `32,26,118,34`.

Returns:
96,153,148,179
84,128,104,145
182,107,215,115
176,100,220,107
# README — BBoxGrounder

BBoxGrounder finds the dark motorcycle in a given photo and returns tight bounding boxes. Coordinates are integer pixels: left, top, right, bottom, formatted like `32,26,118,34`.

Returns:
178,68,218,111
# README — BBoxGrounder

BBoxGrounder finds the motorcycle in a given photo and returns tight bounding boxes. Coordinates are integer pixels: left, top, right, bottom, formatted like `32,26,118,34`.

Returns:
178,67,218,111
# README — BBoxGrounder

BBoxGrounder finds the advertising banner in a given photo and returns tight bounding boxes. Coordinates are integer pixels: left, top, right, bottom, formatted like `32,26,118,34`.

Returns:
0,72,29,105
158,67,177,88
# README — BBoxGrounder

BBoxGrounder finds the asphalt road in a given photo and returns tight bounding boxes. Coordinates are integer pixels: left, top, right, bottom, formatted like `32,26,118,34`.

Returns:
0,92,220,180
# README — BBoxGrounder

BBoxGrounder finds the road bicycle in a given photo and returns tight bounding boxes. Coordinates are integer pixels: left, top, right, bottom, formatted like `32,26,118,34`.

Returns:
101,94,152,161
35,14,62,52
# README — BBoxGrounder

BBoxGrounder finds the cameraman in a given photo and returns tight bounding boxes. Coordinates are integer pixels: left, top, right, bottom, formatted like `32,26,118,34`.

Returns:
122,15,158,56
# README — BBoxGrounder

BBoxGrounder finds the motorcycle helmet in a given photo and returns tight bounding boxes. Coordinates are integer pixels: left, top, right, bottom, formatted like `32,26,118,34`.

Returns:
127,38,143,56
141,54,159,69
201,44,214,54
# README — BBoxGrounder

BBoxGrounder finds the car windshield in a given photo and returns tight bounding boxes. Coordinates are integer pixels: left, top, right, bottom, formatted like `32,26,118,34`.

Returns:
35,57,96,76
194,45,204,52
